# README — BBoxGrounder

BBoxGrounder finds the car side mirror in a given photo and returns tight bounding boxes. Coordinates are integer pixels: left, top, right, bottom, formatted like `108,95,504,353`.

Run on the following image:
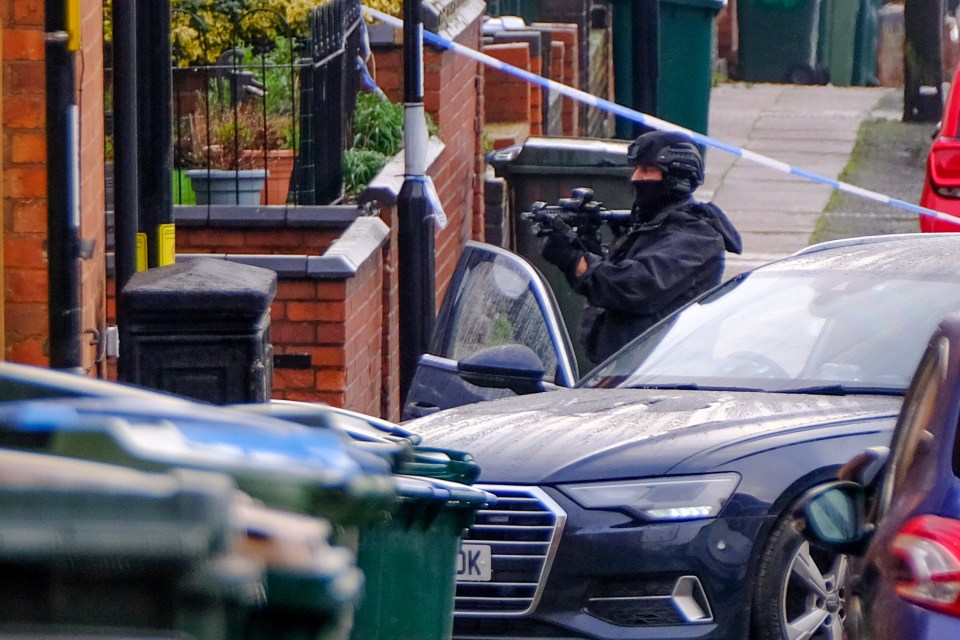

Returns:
796,481,872,555
457,344,546,396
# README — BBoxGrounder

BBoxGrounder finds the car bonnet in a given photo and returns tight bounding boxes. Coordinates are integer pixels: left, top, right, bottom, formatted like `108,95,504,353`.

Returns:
406,388,901,483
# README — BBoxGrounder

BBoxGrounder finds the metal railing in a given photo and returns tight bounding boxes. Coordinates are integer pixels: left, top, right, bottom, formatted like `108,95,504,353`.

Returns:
169,0,363,207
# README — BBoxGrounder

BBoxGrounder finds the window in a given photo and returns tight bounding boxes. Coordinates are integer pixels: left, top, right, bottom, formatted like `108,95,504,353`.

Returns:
443,255,559,381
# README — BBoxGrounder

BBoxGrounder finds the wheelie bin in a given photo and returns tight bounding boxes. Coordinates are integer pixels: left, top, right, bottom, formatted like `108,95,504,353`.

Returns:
658,0,727,134
817,0,860,86
737,0,824,83
488,137,633,373
0,447,363,640
351,476,493,640
230,399,495,640
0,395,397,524
852,0,882,86
0,395,493,640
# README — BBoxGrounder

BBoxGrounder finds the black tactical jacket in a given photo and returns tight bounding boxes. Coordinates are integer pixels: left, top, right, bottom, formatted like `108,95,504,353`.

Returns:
568,197,743,364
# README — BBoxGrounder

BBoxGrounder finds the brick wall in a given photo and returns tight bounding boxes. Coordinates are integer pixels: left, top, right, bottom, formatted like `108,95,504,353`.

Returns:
109,214,395,420
482,43,531,123
2,0,105,372
369,11,485,304
533,22,580,136
4,0,49,365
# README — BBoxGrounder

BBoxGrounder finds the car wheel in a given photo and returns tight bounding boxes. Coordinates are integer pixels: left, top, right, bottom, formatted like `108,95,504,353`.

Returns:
752,513,848,640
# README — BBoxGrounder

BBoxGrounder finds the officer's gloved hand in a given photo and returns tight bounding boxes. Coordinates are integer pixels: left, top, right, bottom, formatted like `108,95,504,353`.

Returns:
541,218,583,277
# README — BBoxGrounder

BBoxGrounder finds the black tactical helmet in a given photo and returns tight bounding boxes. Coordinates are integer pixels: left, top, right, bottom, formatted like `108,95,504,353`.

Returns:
626,130,704,196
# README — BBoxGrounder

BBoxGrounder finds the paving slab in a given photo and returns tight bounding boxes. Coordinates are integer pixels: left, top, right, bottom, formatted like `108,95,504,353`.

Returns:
706,82,899,278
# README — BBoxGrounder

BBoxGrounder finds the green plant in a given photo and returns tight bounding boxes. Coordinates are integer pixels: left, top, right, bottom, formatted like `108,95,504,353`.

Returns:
170,0,318,66
343,92,440,197
351,92,405,156
343,148,390,197
179,99,286,170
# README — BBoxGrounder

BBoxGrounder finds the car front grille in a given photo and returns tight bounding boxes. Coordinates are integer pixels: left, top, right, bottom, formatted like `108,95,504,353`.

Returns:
455,485,566,617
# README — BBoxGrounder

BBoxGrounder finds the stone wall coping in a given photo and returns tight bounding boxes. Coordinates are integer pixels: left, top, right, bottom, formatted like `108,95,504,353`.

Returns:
359,137,445,207
108,216,390,280
174,204,369,227
366,0,485,44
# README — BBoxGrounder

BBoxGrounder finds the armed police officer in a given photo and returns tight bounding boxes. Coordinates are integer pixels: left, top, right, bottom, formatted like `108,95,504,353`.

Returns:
540,130,743,365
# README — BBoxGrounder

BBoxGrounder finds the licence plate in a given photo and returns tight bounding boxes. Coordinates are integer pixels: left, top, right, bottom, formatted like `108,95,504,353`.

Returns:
457,543,492,582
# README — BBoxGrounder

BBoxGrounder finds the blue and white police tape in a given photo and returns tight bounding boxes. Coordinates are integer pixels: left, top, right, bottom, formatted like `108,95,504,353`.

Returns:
361,5,958,228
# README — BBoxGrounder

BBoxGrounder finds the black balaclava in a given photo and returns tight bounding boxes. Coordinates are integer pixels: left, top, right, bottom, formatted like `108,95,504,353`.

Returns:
632,180,678,221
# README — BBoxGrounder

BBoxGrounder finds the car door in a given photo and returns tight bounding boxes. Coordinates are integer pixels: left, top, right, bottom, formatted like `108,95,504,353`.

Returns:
403,242,578,420
852,322,960,638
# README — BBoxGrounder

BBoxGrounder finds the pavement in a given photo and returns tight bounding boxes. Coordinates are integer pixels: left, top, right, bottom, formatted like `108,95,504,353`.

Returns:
701,82,927,279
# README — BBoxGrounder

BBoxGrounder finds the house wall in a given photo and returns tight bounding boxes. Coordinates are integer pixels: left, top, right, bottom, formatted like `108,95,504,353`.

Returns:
110,212,392,420
368,9,486,299
2,0,105,372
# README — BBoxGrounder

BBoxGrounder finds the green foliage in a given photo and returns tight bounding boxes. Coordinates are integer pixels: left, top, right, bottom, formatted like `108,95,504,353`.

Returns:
170,0,317,66
343,92,441,197
343,148,390,197
351,92,405,156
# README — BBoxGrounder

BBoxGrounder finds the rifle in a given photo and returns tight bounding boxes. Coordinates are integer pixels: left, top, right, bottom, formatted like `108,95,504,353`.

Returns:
520,188,631,253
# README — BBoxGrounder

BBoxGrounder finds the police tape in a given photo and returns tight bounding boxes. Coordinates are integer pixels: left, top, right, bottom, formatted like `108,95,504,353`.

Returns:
361,5,958,227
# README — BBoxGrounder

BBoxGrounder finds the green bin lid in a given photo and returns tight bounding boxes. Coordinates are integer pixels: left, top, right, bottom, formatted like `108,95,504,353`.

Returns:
0,398,397,523
661,0,726,10
396,445,482,485
393,475,495,508
488,137,632,176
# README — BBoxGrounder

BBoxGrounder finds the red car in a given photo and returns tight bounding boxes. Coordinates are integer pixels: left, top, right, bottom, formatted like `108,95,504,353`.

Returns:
921,65,960,232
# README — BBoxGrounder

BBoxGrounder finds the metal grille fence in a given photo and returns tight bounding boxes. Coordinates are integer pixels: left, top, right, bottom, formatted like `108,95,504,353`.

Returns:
167,0,363,207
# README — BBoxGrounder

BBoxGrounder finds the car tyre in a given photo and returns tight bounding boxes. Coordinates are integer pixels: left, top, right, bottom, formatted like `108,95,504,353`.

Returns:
752,511,847,640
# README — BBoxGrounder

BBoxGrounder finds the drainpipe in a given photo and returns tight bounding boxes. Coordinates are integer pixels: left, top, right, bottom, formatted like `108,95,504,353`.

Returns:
902,0,944,123
44,0,82,370
397,0,435,404
113,0,138,295
136,0,174,268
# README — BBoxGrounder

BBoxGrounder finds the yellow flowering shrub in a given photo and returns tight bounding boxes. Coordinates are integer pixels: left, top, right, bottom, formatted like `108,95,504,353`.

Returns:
172,0,326,66
104,0,332,66
362,0,402,19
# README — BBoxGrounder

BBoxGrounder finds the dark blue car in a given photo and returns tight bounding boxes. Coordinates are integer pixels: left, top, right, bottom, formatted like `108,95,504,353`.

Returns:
797,312,960,640
402,235,960,640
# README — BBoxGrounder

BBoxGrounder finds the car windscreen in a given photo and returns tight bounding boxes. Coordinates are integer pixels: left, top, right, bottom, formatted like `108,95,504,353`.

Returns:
579,270,960,394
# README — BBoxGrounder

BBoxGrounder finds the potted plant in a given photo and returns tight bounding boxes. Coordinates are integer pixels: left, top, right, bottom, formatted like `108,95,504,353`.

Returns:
181,99,294,205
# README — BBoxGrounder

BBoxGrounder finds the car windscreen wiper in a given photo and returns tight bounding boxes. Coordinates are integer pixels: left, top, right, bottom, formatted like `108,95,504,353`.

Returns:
626,383,765,392
778,385,904,396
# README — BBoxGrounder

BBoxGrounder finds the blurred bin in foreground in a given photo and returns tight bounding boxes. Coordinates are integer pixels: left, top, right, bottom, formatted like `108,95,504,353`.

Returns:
350,476,494,640
237,499,365,640
0,448,363,640
0,396,398,542
230,400,495,640
0,449,256,636
0,395,492,640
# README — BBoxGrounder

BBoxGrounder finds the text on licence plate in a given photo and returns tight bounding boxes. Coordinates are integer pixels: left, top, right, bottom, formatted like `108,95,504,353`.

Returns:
457,543,492,582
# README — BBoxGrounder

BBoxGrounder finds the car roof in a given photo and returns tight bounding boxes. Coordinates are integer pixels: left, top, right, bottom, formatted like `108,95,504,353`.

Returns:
757,233,960,277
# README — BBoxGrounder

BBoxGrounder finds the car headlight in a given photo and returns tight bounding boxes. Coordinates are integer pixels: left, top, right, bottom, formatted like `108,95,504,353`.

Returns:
558,473,741,521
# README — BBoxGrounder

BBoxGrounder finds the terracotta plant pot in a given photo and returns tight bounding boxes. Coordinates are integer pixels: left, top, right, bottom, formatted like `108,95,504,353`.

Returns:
244,149,296,205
